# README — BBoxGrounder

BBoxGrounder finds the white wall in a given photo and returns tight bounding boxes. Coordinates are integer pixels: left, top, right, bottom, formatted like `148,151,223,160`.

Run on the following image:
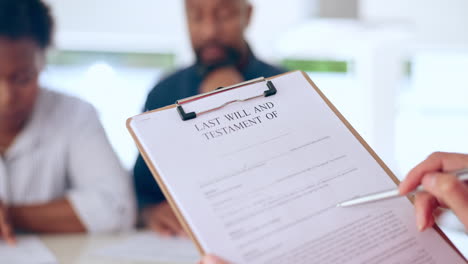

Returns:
360,0,468,46
247,0,316,60
44,0,188,55
44,0,315,65
318,0,357,18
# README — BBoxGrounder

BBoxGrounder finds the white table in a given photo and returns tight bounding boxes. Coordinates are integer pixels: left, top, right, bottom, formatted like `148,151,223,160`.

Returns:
40,231,195,264
40,227,467,263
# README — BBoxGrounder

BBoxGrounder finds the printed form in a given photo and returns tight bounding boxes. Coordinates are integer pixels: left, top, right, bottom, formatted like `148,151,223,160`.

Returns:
129,71,464,264
94,231,199,263
0,236,57,264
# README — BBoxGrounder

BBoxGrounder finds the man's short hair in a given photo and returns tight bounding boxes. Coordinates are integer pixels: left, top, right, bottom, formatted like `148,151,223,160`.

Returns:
0,0,54,49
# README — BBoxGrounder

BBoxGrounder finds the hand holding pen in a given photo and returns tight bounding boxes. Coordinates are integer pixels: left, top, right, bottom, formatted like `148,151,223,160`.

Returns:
399,152,468,231
338,152,468,232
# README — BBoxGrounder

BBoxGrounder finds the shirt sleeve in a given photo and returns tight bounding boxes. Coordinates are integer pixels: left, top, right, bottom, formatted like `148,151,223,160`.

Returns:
66,103,136,233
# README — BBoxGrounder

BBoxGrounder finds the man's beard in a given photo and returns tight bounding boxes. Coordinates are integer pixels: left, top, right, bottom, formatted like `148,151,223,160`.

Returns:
195,44,242,77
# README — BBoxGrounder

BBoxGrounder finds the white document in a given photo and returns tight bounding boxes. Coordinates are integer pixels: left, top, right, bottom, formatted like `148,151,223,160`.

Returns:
94,231,199,263
129,71,465,263
0,236,57,264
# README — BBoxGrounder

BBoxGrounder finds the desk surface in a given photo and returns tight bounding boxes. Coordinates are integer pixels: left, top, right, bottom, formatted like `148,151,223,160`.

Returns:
40,227,468,264
40,231,195,264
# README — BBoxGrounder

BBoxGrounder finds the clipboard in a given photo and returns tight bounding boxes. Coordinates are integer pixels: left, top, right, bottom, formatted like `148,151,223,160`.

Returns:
127,71,464,260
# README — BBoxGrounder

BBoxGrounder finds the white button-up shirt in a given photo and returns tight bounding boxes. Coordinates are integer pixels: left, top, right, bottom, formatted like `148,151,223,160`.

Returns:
0,89,136,232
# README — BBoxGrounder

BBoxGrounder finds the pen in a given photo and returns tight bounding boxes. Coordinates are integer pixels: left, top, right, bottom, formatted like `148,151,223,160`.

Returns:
336,168,468,208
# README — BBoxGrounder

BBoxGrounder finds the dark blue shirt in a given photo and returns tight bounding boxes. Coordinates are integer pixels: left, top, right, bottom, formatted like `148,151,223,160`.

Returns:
133,53,286,209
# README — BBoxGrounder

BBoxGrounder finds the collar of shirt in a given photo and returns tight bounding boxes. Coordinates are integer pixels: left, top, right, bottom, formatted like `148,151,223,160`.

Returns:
4,89,47,161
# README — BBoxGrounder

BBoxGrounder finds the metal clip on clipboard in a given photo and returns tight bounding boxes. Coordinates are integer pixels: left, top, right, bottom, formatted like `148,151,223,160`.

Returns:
176,77,277,121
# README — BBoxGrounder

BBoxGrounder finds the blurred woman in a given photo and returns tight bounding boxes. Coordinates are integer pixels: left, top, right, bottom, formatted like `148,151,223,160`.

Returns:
0,0,135,244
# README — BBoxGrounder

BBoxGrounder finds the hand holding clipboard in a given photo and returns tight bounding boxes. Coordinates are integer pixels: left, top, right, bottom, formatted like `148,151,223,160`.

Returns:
127,71,465,263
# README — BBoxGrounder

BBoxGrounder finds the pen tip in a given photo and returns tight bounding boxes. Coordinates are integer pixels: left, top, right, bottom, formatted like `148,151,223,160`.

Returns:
335,204,341,208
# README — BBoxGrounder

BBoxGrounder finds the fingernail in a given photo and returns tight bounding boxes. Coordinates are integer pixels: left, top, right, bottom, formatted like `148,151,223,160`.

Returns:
416,211,425,232
418,223,424,232
422,173,437,189
417,218,424,231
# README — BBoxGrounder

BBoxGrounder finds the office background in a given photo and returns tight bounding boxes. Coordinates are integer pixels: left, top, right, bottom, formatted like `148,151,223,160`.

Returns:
40,0,468,180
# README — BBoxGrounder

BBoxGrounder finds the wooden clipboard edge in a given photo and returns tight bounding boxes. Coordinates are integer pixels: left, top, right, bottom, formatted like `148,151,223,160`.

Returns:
126,110,205,255
299,71,465,260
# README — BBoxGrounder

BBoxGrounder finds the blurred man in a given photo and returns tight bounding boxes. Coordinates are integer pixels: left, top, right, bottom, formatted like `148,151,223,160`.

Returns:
0,0,135,244
134,0,285,236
